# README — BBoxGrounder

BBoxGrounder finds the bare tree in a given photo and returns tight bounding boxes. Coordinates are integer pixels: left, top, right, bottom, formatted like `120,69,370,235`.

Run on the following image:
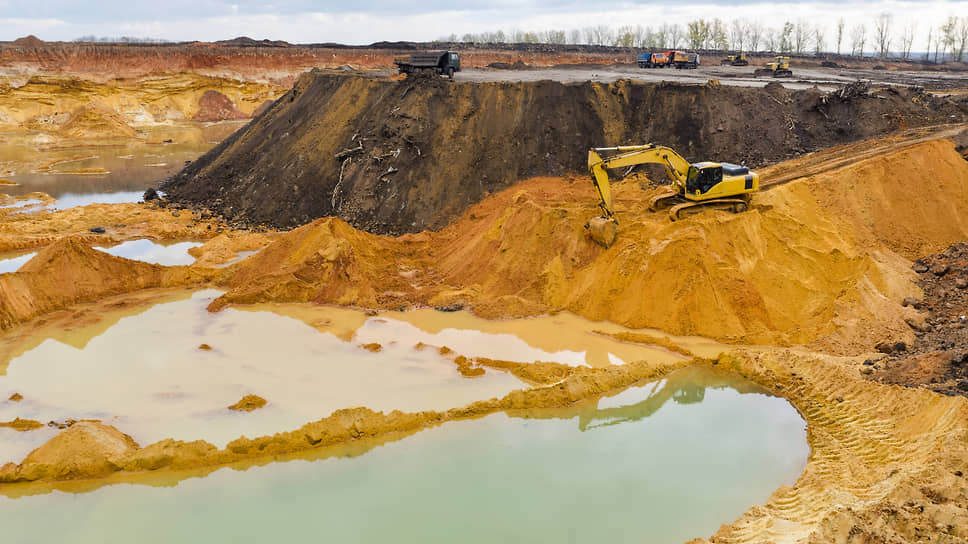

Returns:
925,27,934,61
763,28,778,52
632,25,647,48
900,22,916,58
836,17,845,55
641,27,657,49
814,27,826,55
874,13,892,58
748,20,764,51
779,21,794,52
543,30,566,45
729,19,746,50
655,24,670,49
711,19,728,50
668,23,684,49
615,25,637,47
851,23,867,56
794,20,810,54
567,29,581,45
940,17,957,61
957,17,968,62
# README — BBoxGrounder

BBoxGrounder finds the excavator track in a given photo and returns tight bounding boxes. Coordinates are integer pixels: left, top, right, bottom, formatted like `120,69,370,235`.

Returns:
668,196,749,221
647,190,681,211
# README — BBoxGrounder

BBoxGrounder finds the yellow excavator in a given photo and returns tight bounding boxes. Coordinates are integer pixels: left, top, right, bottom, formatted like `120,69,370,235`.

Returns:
586,144,759,247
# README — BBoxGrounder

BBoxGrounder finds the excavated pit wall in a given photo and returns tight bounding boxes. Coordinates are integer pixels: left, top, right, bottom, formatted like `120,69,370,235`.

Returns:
162,72,965,234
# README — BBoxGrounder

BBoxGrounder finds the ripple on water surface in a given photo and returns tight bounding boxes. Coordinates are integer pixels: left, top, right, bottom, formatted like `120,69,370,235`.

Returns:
0,366,809,544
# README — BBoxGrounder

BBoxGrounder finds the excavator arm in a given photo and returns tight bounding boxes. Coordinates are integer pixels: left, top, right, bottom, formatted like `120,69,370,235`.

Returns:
587,145,692,219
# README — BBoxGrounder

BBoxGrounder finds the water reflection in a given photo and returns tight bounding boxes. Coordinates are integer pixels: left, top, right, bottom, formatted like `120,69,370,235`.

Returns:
93,239,202,266
0,122,244,206
0,290,528,455
574,364,772,431
0,365,809,544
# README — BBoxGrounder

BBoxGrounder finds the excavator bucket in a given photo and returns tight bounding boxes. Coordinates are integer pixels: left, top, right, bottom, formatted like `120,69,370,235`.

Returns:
586,216,618,248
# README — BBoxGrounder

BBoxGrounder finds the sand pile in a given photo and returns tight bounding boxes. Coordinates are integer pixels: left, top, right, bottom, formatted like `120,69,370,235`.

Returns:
0,237,211,331
161,72,965,233
58,102,137,139
6,422,139,481
204,139,967,352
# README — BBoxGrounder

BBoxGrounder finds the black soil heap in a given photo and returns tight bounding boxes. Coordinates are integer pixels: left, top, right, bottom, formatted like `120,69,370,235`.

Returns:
874,242,968,397
162,71,965,234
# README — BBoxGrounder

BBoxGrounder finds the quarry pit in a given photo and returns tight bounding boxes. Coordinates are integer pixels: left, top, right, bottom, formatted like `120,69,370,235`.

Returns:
2,39,968,543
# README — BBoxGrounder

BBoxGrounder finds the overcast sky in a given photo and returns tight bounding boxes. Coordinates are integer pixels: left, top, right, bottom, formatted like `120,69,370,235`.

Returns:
1,1,965,52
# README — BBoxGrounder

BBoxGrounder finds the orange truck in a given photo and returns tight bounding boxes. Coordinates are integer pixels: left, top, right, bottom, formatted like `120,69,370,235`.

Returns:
637,51,670,68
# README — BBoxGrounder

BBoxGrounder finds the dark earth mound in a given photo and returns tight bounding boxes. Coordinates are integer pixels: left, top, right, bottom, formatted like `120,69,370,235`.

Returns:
872,242,968,397
161,71,965,234
192,90,251,122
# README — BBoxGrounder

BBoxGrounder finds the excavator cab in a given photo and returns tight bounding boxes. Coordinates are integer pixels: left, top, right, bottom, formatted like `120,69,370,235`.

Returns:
686,164,723,194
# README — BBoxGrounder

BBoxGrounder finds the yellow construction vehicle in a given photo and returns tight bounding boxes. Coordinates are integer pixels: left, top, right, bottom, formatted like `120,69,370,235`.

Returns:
720,52,749,66
585,144,759,247
754,56,792,78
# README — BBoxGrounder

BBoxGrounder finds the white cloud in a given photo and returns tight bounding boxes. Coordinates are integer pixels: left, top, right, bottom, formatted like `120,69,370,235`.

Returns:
0,1,964,54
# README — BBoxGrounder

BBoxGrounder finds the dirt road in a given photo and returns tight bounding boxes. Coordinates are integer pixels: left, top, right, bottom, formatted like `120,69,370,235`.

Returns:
446,64,968,92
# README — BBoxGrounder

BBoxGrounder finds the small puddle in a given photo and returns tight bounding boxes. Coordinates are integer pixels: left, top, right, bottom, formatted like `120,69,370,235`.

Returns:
0,251,37,274
0,198,44,210
93,239,203,266
214,250,260,268
0,366,809,543
52,191,146,209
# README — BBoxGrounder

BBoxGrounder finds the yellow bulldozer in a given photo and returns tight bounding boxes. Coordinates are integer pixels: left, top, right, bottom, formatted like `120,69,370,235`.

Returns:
585,144,759,247
753,56,793,78
720,52,749,66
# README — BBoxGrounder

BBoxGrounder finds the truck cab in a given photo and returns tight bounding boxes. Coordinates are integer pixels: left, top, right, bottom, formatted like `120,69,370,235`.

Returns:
638,52,669,68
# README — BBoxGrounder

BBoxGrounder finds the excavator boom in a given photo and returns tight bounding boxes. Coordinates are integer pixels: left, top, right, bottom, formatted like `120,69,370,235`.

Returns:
587,144,691,219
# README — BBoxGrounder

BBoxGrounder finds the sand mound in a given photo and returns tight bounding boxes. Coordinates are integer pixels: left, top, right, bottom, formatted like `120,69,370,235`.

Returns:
207,139,967,352
228,394,267,412
58,102,137,139
162,72,965,233
11,35,44,48
191,90,250,122
0,237,210,331
8,421,138,481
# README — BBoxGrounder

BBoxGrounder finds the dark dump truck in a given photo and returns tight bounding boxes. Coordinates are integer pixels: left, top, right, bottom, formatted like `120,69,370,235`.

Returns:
393,51,461,79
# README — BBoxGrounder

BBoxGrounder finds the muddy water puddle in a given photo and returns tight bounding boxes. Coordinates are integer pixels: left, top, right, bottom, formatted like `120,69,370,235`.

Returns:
93,239,203,266
0,251,36,273
0,366,808,543
247,304,720,366
0,291,532,459
0,122,243,209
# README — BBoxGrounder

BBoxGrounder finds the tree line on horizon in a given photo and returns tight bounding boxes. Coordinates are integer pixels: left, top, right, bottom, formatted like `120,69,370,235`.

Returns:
438,14,968,63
